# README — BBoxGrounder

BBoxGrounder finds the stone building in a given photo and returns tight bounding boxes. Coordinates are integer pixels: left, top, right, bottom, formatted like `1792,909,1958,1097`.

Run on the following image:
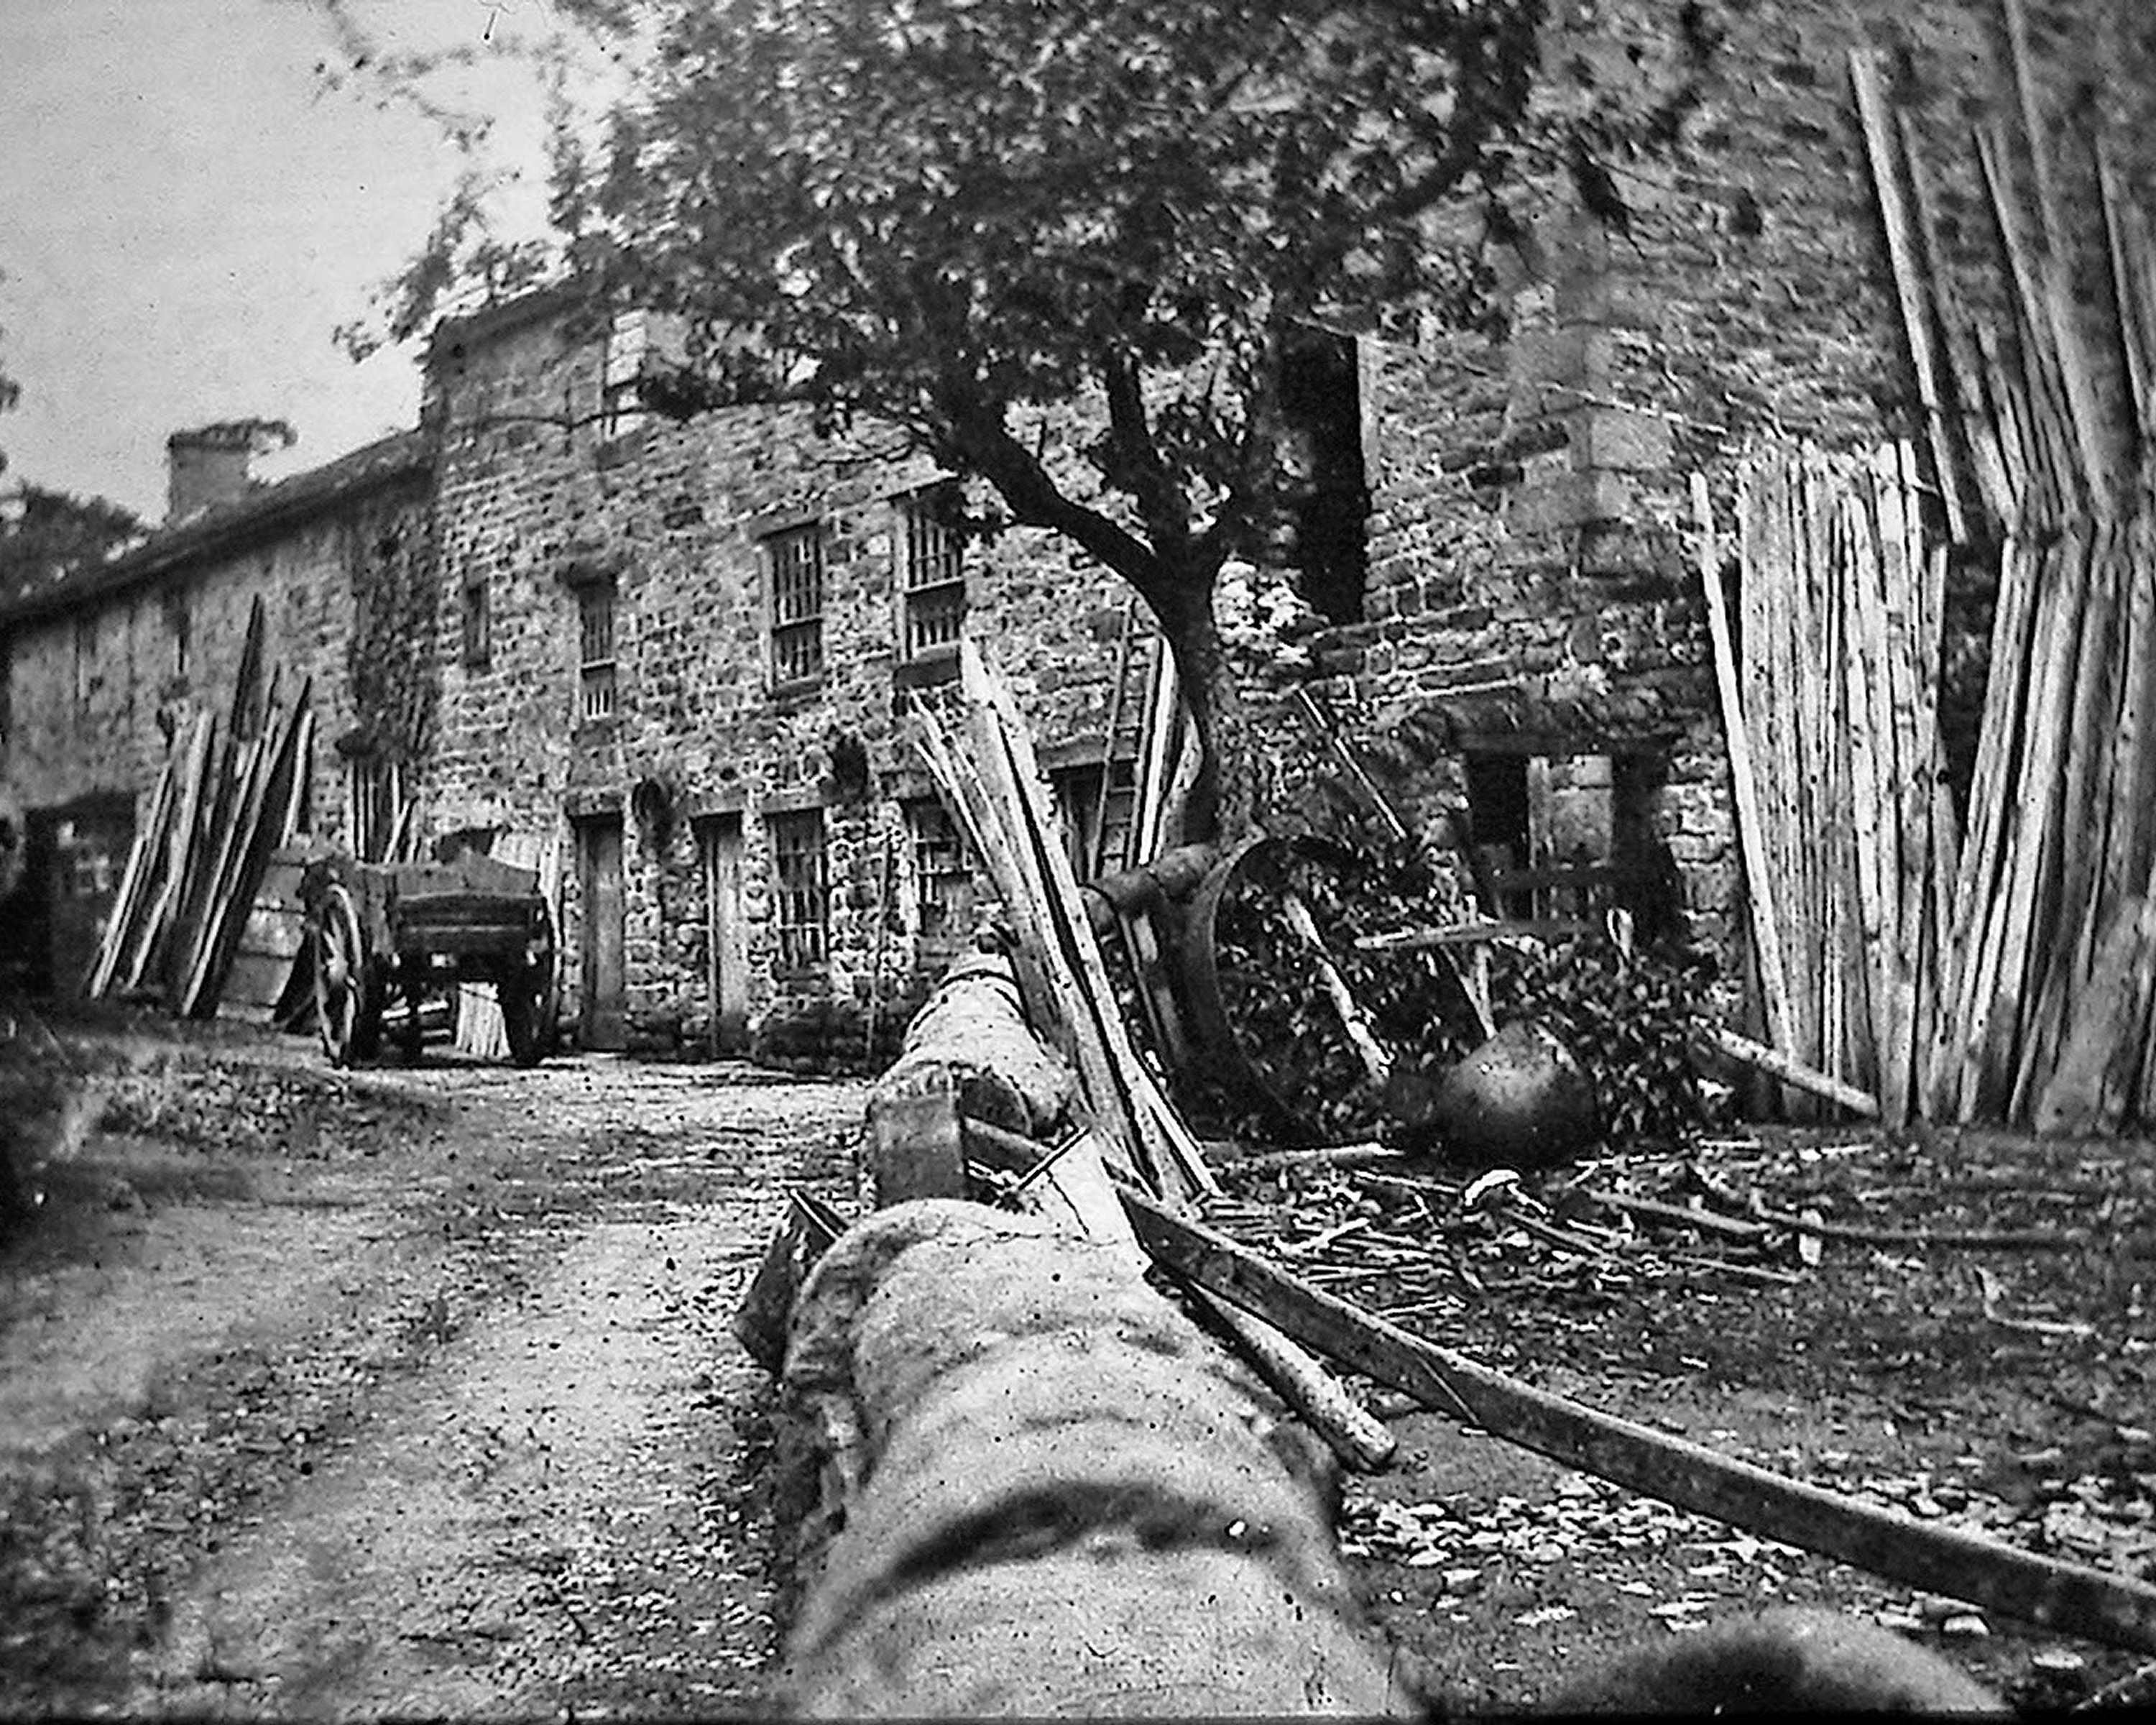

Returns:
1289,0,2156,1012
11,0,2145,1063
420,290,1154,1058
0,426,432,993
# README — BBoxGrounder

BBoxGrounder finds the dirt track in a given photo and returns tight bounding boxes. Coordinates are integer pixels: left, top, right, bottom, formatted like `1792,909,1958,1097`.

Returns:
1,1025,865,1718
6,1017,2152,1716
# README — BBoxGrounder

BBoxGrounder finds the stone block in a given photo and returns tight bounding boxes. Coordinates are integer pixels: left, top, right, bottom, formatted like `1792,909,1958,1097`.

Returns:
1570,406,1674,474
1506,469,1641,534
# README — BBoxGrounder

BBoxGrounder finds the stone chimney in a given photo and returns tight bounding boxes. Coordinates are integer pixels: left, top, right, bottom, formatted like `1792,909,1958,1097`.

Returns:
164,419,297,523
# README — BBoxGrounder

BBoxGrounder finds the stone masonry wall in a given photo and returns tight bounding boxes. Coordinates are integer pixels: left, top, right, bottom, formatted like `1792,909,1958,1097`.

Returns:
424,296,1138,1056
4,479,431,859
1283,0,2156,1003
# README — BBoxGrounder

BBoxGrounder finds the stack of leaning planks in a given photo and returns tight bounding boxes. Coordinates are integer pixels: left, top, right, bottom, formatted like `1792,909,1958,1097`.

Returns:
1726,443,1959,1127
83,597,317,1018
1724,42,2156,1128
910,640,1398,1471
912,640,1216,1206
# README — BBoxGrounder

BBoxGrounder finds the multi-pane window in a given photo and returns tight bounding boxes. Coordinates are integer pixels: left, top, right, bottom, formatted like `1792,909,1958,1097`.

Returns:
768,523,824,686
601,309,648,438
578,583,617,722
897,484,965,659
461,575,491,669
905,799,972,941
769,809,829,971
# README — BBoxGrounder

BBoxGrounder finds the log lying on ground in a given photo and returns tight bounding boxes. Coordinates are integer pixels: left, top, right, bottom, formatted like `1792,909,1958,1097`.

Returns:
866,949,1077,1204
869,939,1393,1471
1125,1192,2156,1654
775,1201,1410,1718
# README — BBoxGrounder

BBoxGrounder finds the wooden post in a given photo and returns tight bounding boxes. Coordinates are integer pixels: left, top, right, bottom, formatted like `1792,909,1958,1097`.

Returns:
1695,474,1796,1068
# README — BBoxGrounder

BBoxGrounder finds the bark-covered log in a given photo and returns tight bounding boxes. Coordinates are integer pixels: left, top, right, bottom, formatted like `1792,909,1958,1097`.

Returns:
866,950,1077,1205
775,1202,1409,1717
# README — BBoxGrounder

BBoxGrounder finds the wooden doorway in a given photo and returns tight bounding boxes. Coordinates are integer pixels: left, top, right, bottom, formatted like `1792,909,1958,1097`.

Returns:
574,812,627,1050
699,812,749,1054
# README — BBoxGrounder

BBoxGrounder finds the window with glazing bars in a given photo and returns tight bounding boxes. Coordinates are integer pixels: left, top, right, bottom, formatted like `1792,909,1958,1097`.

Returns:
578,584,617,722
906,799,972,939
898,486,965,658
768,524,824,684
769,809,829,970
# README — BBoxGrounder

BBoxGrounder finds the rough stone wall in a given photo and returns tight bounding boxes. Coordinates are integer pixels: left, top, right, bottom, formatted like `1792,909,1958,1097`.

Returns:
1282,0,2156,998
1,482,430,855
423,297,1139,1055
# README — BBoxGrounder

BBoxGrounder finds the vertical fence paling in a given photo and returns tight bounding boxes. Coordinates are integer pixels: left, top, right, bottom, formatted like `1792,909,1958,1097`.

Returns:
1728,46,2156,1126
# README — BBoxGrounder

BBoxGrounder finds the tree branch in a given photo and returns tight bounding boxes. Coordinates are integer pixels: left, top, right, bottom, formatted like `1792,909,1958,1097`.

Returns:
1100,349,1194,566
940,392,1168,603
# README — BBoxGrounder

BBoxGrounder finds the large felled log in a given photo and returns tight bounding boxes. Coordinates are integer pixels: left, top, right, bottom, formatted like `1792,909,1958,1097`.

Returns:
775,1202,1409,1718
866,950,1077,1205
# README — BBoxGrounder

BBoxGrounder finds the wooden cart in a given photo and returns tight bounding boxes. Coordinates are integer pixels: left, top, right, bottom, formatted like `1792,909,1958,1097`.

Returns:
302,852,557,1068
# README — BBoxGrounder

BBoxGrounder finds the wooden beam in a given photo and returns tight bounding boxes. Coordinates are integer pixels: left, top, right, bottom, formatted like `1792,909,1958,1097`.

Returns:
1694,474,1796,1064
1700,1026,1881,1119
1123,1192,2156,1655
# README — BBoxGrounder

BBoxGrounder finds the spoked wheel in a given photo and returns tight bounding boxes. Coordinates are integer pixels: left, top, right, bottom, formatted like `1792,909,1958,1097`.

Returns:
312,884,370,1067
501,903,557,1068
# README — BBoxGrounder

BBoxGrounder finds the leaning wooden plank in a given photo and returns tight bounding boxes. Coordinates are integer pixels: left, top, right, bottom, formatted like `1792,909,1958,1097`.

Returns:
1694,475,1794,1068
1899,112,2014,533
1960,532,2085,1115
1281,891,1390,1085
1849,51,1966,546
2032,897,2156,1136
2014,523,2128,1113
1838,484,1897,1112
86,730,183,998
1123,1192,2156,1655
964,643,1215,1202
2096,136,2155,446
185,681,313,1016
1935,520,2038,1113
1987,532,2095,1110
166,732,264,1011
119,714,216,996
1700,1026,1881,1120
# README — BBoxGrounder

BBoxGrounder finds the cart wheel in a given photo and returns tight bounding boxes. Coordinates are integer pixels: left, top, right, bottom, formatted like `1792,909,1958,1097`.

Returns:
312,885,369,1067
502,906,557,1068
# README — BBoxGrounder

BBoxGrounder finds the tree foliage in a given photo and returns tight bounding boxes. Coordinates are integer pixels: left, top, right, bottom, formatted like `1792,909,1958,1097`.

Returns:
550,0,1559,832
0,485,145,609
341,0,1698,837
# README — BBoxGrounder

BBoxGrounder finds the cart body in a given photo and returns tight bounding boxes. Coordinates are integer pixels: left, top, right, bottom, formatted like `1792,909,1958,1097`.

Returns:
303,852,556,1067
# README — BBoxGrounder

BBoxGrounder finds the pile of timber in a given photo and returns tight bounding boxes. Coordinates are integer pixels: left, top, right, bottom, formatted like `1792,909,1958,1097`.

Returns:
756,640,2156,1690
83,597,318,1018
1718,445,1958,1126
1715,43,2156,1129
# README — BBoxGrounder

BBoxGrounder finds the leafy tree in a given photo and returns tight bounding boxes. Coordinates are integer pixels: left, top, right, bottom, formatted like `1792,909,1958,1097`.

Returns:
333,0,1698,839
0,485,146,609
566,0,1557,837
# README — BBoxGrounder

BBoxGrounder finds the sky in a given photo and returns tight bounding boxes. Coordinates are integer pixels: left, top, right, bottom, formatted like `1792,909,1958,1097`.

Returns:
0,0,579,523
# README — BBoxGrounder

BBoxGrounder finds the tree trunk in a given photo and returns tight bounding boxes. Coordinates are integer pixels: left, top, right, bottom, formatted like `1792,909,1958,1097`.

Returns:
1151,572,1261,843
